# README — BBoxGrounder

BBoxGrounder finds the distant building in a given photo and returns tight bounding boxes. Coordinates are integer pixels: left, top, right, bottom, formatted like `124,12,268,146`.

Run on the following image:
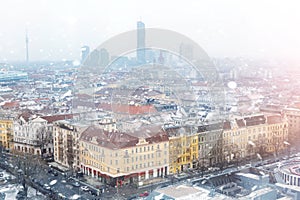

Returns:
81,46,90,64
137,21,145,64
99,48,109,67
0,71,28,82
84,48,109,67
25,29,29,64
179,43,193,61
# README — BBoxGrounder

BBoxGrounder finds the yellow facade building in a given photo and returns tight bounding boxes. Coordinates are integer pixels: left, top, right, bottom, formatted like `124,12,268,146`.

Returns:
167,127,198,174
0,118,13,150
79,124,169,186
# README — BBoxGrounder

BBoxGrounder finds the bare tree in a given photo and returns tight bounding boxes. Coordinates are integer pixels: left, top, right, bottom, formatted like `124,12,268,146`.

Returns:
11,152,44,197
246,142,256,162
270,135,282,158
255,141,267,158
36,126,53,158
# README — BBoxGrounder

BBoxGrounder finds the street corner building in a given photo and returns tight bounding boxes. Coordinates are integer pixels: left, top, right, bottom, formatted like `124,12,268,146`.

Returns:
79,124,169,186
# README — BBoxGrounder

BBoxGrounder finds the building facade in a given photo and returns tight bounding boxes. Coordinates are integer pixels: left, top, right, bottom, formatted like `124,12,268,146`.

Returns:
0,118,13,150
79,125,169,186
197,123,224,169
167,126,198,174
222,114,288,164
53,120,86,170
137,21,145,64
283,107,300,150
13,115,53,157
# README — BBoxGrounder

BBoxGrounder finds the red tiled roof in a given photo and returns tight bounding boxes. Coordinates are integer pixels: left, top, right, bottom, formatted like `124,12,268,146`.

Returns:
80,124,168,149
236,119,246,127
191,81,208,86
145,131,169,144
41,114,73,123
266,115,283,124
34,98,50,102
99,103,157,115
80,126,138,149
223,121,231,130
2,101,19,109
18,110,36,122
75,93,93,99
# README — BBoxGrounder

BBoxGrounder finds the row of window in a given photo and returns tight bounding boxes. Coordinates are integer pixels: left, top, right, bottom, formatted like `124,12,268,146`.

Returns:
84,159,167,172
224,128,287,138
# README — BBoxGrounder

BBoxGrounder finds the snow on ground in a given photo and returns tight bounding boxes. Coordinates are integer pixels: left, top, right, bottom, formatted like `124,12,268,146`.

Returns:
0,170,46,200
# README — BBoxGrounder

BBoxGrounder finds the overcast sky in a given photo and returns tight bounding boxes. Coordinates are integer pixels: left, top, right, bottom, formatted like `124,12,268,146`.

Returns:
0,0,299,64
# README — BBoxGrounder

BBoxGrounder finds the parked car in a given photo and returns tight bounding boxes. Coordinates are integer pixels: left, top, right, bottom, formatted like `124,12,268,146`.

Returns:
72,182,80,187
80,185,89,192
43,184,51,190
127,194,138,200
58,193,67,199
90,189,98,196
139,191,149,197
52,171,58,176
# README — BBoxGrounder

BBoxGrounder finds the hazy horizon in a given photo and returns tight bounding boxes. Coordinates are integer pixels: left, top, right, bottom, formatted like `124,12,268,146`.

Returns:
0,0,299,66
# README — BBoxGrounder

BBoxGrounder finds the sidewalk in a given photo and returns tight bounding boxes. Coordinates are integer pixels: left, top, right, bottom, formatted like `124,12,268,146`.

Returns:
48,162,69,172
82,175,105,188
139,177,167,188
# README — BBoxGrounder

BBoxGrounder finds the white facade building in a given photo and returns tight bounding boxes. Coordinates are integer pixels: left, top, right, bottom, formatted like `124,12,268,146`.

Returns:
13,115,53,157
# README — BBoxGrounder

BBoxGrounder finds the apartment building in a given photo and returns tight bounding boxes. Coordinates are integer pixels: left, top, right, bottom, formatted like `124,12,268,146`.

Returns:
222,114,288,163
79,124,169,186
0,118,13,150
197,123,224,168
13,113,53,157
283,106,300,150
166,126,198,174
53,120,87,170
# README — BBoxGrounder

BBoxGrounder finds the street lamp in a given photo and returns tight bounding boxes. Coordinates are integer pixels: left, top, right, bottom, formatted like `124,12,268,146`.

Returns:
257,153,262,165
283,141,290,158
248,141,256,166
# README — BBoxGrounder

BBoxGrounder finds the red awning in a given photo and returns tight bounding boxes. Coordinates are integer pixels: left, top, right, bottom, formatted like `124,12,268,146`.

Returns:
139,172,146,176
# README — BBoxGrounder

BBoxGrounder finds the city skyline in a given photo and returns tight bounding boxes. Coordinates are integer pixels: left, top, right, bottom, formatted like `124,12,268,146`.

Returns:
0,0,299,66
1,1,300,199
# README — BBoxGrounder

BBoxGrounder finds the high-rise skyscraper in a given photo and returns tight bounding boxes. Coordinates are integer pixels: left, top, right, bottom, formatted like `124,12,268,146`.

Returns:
179,43,193,61
137,21,145,64
99,48,109,67
25,29,29,64
81,46,90,64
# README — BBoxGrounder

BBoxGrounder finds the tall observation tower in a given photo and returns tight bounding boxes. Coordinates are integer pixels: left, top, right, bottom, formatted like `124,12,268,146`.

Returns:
25,29,29,64
137,21,145,64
